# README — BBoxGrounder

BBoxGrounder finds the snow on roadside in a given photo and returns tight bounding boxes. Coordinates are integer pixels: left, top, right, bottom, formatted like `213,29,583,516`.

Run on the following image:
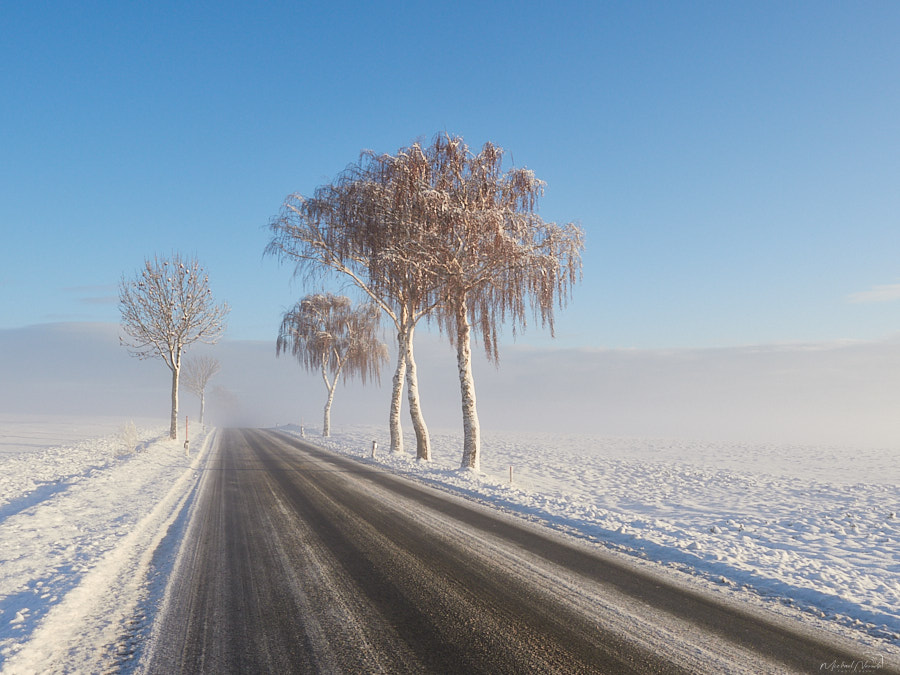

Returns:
0,424,212,673
298,425,900,653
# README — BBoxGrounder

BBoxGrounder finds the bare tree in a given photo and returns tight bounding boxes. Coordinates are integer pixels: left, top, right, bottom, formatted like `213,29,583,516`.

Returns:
276,293,388,437
119,254,229,440
182,355,221,425
267,155,446,459
410,134,584,470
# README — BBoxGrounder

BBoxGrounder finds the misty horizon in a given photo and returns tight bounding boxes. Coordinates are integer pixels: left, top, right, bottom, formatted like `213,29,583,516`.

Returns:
3,321,899,449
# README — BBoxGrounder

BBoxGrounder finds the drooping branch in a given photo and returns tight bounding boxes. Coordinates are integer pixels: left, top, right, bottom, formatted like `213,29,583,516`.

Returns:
276,293,388,436
266,152,451,458
372,134,585,469
265,133,584,467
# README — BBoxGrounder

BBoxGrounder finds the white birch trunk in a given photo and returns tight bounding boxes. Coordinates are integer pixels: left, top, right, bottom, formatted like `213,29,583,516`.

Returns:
455,300,480,470
322,388,335,436
389,330,407,454
199,391,205,425
169,364,180,441
404,323,431,461
321,361,338,437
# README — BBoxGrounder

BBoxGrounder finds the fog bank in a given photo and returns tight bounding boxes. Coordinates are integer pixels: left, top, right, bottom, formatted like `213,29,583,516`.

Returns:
2,322,898,448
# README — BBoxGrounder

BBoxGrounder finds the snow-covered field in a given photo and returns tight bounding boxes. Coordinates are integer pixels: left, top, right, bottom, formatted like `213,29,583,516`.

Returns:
0,418,211,673
0,414,164,459
0,417,897,672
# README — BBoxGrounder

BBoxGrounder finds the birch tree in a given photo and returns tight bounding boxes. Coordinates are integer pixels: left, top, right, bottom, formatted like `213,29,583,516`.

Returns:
276,293,387,437
267,135,583,466
419,134,584,470
266,154,446,459
182,355,221,425
119,254,229,440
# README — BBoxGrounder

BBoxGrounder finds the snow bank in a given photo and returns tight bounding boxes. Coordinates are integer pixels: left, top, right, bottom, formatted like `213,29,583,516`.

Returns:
300,425,900,653
0,423,211,673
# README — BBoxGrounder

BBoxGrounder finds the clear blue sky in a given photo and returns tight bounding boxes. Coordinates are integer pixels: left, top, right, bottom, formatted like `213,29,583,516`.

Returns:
3,1,900,349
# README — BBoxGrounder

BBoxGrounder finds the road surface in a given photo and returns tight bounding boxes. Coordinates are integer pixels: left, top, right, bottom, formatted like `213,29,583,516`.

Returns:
145,428,890,673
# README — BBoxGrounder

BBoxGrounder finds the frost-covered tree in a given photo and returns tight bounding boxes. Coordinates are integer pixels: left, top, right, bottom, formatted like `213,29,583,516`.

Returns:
119,254,229,440
418,134,584,470
182,355,221,425
267,135,583,467
276,293,388,437
266,155,447,459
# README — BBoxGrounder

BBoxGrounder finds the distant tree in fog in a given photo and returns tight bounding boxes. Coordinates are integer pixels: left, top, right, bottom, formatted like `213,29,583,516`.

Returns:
182,355,221,425
276,293,387,437
209,385,240,424
119,254,229,440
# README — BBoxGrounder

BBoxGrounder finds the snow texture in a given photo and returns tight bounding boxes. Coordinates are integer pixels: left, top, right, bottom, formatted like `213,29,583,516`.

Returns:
0,416,897,672
0,417,211,673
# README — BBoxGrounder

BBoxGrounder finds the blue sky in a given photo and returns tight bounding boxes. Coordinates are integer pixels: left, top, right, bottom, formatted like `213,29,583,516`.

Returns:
3,1,900,349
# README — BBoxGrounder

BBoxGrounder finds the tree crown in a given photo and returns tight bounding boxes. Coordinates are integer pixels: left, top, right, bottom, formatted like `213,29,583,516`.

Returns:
182,355,222,395
276,293,388,386
119,253,229,370
266,133,584,361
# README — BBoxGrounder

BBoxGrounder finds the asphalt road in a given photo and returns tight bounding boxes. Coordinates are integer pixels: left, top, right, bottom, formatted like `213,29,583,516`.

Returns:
145,428,891,674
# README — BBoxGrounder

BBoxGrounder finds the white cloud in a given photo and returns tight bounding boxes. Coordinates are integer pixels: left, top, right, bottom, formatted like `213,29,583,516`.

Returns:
846,283,900,304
